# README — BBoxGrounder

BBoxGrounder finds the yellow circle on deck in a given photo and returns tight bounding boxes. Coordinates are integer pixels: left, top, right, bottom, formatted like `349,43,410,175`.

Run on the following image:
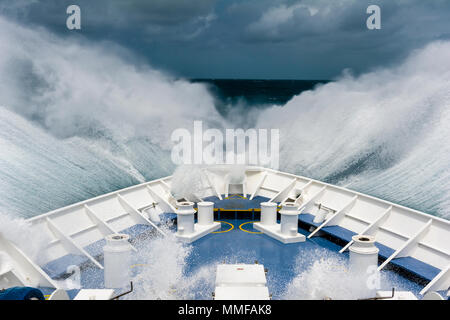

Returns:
212,221,234,233
130,263,148,269
239,221,263,234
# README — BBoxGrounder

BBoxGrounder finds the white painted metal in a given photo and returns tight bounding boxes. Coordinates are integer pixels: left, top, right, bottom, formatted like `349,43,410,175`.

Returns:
339,206,392,253
255,203,306,244
197,202,214,226
117,194,165,236
279,203,300,236
45,217,103,269
214,264,270,300
376,291,417,300
176,202,196,235
249,171,267,200
420,265,450,295
48,289,70,300
0,165,445,295
0,234,58,289
378,219,432,271
74,289,115,300
203,169,223,200
175,201,221,243
260,202,277,226
308,195,358,238
215,264,267,287
349,235,379,275
269,178,297,203
103,234,132,289
214,286,270,300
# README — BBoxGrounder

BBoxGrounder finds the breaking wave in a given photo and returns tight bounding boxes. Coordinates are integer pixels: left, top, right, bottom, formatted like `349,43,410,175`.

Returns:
0,16,226,217
256,41,450,218
0,15,449,219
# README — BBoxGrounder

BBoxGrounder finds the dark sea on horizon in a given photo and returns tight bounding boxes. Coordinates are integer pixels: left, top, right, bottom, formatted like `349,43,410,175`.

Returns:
191,79,330,112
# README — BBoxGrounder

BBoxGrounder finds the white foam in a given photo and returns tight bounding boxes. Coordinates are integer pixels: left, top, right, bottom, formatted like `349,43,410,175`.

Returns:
282,249,405,300
0,15,225,217
256,41,450,218
0,13,450,219
0,212,50,265
128,226,216,300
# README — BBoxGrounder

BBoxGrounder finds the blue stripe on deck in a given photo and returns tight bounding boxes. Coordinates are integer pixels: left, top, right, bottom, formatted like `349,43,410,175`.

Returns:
43,223,155,279
202,195,270,210
322,225,356,243
390,257,441,281
298,213,440,282
374,243,395,259
42,254,89,278
298,213,322,228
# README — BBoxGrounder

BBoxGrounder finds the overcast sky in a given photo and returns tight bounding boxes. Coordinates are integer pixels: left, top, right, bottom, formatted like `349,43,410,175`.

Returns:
1,0,450,79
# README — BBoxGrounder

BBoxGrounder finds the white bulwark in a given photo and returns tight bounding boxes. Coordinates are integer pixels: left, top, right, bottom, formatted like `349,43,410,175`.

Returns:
0,165,448,298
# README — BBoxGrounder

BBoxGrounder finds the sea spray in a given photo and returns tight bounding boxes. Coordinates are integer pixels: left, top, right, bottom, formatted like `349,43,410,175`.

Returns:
127,225,216,300
0,12,450,219
170,165,211,202
281,248,420,300
0,212,50,265
0,15,224,217
256,41,450,218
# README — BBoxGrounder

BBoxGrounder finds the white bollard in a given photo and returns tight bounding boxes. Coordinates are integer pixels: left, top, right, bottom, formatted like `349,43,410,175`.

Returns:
176,202,196,235
349,235,379,274
103,234,132,289
197,202,214,226
279,203,299,236
260,202,277,226
349,235,380,298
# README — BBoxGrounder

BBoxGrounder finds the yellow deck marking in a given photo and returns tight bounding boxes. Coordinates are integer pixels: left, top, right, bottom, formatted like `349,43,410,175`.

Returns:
130,263,148,269
212,221,234,233
239,221,263,234
224,194,248,200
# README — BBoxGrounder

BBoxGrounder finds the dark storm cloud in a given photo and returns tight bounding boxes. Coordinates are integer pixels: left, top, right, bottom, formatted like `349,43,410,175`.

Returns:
1,0,450,79
0,0,215,26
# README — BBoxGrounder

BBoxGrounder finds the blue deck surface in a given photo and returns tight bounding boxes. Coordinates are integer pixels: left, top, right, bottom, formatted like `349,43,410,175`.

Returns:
38,196,435,299
298,213,440,282
184,219,423,299
202,195,270,210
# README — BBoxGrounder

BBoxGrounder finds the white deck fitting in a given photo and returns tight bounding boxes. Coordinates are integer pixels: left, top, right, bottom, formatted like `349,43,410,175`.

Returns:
216,264,267,286
0,165,447,297
175,222,221,243
0,234,58,289
215,286,270,300
420,265,450,296
375,291,417,300
215,264,270,300
255,203,306,244
308,195,358,239
74,289,115,300
254,223,306,244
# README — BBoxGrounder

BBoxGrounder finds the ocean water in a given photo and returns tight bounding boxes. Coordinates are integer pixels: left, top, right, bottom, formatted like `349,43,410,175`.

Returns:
0,16,450,219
